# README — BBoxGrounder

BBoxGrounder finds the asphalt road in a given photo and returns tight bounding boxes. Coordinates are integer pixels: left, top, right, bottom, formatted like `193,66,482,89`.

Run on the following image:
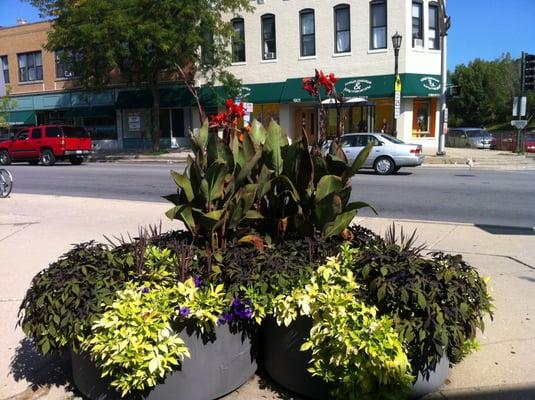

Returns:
4,162,535,229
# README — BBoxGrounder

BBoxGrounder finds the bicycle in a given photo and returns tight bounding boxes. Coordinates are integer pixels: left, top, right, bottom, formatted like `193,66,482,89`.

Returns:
0,168,13,198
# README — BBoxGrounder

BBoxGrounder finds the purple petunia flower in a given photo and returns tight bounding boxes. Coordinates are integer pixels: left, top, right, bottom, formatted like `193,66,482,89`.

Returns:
141,287,150,294
193,276,203,288
231,297,254,320
178,306,190,317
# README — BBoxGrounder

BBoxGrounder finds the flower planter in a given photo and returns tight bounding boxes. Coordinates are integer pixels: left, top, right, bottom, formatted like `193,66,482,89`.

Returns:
71,323,257,400
408,355,450,399
262,316,334,400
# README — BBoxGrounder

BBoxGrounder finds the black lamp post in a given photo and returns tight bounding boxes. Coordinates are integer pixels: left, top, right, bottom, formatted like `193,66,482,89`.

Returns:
392,32,402,136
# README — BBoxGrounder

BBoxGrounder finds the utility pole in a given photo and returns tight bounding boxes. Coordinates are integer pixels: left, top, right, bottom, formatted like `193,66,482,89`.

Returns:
515,52,526,153
437,0,450,156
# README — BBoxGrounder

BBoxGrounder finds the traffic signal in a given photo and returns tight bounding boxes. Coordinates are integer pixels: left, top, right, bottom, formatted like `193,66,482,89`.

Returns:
448,85,461,97
524,53,535,91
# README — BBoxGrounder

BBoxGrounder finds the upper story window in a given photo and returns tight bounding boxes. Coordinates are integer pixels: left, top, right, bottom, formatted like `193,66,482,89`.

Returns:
261,14,276,60
429,3,440,50
370,1,387,49
201,30,214,66
18,51,43,82
300,9,316,57
334,5,351,53
1,56,8,84
231,18,246,63
55,50,78,79
412,1,424,48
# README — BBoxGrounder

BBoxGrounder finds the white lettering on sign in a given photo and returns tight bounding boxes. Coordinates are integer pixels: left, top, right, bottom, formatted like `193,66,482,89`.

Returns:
343,79,373,95
128,114,141,131
421,76,441,91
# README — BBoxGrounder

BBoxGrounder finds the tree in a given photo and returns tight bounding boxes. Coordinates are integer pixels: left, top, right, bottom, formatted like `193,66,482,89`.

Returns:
0,86,18,129
448,54,535,128
27,0,253,150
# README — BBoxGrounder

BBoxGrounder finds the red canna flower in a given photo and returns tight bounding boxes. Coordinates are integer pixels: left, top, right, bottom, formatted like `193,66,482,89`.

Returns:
302,77,318,96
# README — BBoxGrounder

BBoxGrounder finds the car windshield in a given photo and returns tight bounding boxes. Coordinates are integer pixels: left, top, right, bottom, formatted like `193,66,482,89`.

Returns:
467,130,490,138
63,126,90,138
380,134,405,144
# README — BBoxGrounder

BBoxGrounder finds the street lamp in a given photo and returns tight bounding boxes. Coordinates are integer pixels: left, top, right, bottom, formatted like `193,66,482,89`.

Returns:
392,32,402,136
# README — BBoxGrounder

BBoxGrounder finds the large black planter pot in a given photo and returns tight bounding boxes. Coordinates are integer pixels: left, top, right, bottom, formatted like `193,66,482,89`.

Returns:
263,316,450,400
262,316,334,400
407,355,450,399
71,323,257,400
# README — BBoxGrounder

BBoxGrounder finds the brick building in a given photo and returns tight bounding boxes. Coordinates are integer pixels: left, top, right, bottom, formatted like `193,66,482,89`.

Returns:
1,0,445,149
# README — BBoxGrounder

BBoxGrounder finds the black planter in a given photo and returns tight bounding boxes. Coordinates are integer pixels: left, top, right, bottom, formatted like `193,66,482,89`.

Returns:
408,355,450,399
71,323,257,400
263,316,450,400
262,316,334,400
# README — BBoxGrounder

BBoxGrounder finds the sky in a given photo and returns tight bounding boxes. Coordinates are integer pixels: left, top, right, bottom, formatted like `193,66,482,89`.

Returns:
1,0,534,71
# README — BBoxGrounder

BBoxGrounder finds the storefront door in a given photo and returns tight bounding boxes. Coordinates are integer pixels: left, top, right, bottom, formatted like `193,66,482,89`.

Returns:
294,108,316,144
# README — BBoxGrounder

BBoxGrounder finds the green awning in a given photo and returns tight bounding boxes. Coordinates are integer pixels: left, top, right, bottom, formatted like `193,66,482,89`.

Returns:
280,73,443,103
63,106,116,118
236,82,285,104
115,86,220,109
7,110,36,125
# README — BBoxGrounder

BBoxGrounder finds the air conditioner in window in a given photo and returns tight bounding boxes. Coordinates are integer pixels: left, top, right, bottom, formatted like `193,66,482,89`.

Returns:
257,0,265,4
264,52,276,60
413,38,423,48
64,71,75,78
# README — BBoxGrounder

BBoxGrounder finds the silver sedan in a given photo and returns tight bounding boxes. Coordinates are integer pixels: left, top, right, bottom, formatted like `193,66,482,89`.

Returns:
326,133,424,175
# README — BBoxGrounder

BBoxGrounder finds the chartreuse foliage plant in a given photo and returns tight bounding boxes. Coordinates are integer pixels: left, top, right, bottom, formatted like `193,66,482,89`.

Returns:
271,244,413,400
348,225,494,376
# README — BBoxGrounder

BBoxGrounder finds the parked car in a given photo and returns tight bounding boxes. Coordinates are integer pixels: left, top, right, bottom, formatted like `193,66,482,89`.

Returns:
0,125,93,166
447,128,493,149
324,133,424,175
525,133,535,153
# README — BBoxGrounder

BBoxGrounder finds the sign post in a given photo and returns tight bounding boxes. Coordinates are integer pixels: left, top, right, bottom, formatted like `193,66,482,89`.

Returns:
394,75,401,120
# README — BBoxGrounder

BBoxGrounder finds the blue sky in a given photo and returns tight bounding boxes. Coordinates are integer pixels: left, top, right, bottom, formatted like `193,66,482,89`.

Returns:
1,0,534,71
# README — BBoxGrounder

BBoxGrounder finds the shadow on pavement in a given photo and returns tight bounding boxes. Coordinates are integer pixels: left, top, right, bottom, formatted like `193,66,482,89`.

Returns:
474,224,535,236
431,384,535,400
9,338,73,392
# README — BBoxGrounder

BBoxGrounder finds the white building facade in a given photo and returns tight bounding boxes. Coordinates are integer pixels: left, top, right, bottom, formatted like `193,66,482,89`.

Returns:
219,0,444,147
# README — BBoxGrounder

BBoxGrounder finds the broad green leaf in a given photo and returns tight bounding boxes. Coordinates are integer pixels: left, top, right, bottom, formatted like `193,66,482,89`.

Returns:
316,175,343,203
207,133,232,167
344,143,373,181
245,210,263,219
236,150,262,185
170,170,194,202
200,210,224,230
250,120,267,145
165,205,196,233
230,134,245,168
264,124,285,176
314,193,342,228
323,210,357,238
148,358,158,373
345,201,378,215
325,154,348,176
162,193,180,205
202,160,227,203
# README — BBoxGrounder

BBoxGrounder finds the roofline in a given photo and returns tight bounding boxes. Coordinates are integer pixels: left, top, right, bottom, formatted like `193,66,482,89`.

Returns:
0,19,53,31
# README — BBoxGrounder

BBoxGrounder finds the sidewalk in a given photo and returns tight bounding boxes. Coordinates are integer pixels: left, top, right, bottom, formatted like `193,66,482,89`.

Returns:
89,147,535,169
1,194,535,400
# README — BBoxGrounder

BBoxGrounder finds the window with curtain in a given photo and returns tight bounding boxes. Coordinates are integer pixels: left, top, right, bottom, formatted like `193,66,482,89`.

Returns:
300,9,316,57
1,56,9,84
412,1,423,47
262,14,276,60
429,3,440,50
334,5,350,53
231,18,246,63
18,51,43,82
370,1,387,49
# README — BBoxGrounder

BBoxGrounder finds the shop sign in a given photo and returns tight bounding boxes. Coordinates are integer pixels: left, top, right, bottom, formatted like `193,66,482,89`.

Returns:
343,79,373,95
394,91,401,119
128,113,141,131
420,76,441,91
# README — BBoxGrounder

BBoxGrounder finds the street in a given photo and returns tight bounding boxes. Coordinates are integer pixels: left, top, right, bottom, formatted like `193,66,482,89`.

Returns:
4,162,535,229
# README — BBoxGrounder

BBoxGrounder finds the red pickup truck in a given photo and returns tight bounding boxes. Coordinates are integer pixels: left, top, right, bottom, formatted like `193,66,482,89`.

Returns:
0,125,92,166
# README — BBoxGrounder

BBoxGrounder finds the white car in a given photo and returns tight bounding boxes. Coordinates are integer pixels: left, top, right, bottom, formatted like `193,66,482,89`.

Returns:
324,133,424,175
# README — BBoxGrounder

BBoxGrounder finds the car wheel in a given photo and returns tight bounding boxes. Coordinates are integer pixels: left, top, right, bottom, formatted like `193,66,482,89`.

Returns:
374,156,395,175
0,150,11,165
28,160,39,165
40,149,56,166
393,166,401,173
69,157,83,165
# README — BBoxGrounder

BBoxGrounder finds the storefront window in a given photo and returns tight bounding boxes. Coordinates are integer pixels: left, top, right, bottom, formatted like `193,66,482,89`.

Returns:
252,103,280,127
374,98,393,135
83,116,116,140
351,107,369,132
412,99,436,137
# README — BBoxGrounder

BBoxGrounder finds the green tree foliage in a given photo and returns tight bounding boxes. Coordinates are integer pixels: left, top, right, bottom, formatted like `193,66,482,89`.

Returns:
0,86,18,129
26,0,253,150
449,54,535,128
